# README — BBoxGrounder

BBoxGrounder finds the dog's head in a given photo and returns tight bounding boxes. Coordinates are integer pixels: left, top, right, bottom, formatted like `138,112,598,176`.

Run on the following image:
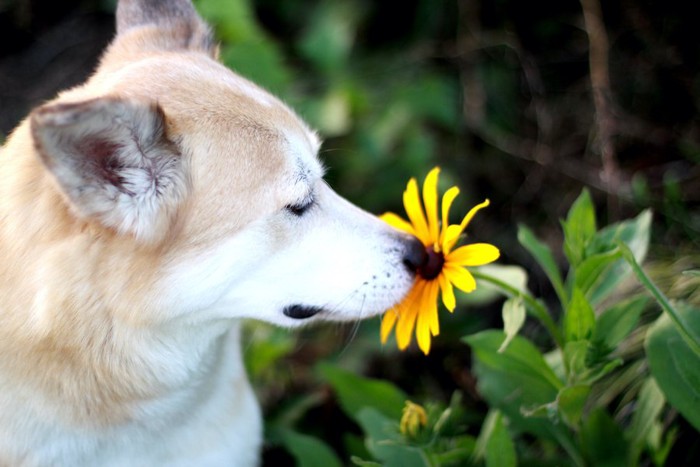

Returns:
26,0,424,328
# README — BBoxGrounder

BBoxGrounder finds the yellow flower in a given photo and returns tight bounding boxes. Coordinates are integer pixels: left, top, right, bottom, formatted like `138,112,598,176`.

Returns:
400,400,428,437
380,167,500,354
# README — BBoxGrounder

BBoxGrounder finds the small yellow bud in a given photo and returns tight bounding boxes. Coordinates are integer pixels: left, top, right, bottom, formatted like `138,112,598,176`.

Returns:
400,400,427,437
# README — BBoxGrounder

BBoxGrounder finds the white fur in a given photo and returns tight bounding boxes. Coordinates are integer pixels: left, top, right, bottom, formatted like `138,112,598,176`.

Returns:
0,1,419,465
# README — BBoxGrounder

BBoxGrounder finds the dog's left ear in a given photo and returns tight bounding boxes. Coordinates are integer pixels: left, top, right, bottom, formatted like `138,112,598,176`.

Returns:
116,0,215,55
31,97,187,242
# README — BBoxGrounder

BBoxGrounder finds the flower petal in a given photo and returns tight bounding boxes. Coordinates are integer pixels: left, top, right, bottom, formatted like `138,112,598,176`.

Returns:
444,265,477,293
423,167,440,242
380,308,398,343
439,186,460,246
404,178,430,243
443,224,463,254
447,243,500,266
416,280,439,354
438,273,456,312
380,212,416,236
425,280,440,337
444,199,490,253
395,281,424,349
415,305,432,355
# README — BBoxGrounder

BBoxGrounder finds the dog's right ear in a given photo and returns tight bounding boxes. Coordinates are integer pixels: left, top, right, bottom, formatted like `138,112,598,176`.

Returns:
30,97,188,243
116,0,215,55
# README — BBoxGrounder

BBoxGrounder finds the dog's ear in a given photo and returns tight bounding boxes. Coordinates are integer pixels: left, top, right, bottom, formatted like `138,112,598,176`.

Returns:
30,97,187,242
116,0,215,55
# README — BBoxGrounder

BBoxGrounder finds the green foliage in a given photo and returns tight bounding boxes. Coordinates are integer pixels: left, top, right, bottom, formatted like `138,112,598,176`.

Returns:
183,2,699,465
645,303,700,431
465,190,698,466
475,411,517,467
317,363,407,422
275,428,343,467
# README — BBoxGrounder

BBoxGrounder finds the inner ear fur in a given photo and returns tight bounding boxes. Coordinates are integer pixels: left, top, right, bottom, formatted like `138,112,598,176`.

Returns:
30,96,188,243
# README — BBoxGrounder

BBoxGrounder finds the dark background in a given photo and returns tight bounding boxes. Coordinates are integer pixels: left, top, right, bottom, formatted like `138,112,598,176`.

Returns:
2,0,698,464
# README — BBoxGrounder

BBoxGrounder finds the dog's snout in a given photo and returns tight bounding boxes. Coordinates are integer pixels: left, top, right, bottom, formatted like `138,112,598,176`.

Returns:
401,235,427,273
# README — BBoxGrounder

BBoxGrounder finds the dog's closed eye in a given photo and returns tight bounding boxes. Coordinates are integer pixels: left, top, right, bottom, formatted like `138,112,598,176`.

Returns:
285,195,315,217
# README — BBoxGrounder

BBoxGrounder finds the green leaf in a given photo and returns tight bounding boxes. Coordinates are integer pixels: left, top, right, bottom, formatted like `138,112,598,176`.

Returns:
318,363,407,422
351,457,382,467
627,378,665,464
243,324,295,380
470,269,563,347
562,189,597,267
429,435,477,465
464,331,563,440
518,225,568,307
572,248,622,301
485,412,517,467
467,264,529,305
645,303,700,431
590,296,647,358
356,408,430,467
584,210,651,304
563,341,589,380
276,428,343,467
564,288,596,343
298,0,359,72
499,297,526,353
557,384,591,428
466,330,563,391
620,243,700,354
580,409,628,467
577,358,623,386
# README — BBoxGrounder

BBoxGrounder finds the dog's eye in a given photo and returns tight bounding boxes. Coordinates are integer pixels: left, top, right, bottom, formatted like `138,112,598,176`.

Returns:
285,197,315,217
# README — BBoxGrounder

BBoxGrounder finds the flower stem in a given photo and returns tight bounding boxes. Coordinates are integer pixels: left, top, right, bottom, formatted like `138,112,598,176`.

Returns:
618,242,700,355
472,270,564,348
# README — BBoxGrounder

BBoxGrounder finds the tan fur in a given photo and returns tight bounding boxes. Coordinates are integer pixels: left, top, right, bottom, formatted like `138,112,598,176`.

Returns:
0,1,419,465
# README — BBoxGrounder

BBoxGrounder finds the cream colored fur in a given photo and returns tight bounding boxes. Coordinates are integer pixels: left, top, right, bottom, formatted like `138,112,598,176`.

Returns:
0,1,420,465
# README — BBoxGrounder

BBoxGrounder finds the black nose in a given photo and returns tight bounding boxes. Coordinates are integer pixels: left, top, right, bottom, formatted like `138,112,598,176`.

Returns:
402,235,427,273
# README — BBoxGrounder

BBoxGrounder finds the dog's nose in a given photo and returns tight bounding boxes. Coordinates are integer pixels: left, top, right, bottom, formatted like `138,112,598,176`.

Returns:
402,235,427,273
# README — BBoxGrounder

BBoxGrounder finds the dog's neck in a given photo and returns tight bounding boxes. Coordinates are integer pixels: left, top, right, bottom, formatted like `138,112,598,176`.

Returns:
1,125,253,431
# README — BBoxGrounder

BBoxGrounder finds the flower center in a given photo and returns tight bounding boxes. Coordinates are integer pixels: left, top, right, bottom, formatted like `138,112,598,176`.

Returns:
419,246,445,280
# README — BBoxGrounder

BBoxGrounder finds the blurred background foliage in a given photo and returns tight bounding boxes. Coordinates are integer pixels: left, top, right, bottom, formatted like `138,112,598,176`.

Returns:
1,0,699,464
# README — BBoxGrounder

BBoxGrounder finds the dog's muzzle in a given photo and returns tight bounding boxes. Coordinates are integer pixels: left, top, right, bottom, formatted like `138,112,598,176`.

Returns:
283,304,324,319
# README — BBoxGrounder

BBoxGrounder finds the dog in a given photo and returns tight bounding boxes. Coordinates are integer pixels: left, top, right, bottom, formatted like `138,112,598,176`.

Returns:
0,0,425,465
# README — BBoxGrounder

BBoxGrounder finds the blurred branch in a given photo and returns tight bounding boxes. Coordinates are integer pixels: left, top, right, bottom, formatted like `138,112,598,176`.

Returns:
454,0,615,195
579,0,622,213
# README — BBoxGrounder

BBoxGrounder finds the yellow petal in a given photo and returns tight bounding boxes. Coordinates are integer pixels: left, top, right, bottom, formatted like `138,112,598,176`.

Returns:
415,303,432,354
380,308,398,343
423,167,440,242
444,199,490,253
425,280,440,337
442,224,462,254
444,265,477,293
380,212,416,236
447,243,500,266
404,178,430,243
395,282,424,349
439,186,460,246
438,273,456,312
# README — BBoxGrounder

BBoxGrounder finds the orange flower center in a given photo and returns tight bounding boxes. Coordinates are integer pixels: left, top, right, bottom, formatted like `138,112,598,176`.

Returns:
419,245,444,280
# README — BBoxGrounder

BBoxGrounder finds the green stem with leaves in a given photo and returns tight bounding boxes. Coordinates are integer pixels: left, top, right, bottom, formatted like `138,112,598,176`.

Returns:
618,242,700,355
472,270,564,348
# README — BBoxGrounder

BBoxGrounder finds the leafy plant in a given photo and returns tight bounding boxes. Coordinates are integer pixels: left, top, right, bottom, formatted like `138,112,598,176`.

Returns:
185,1,700,465
304,190,698,466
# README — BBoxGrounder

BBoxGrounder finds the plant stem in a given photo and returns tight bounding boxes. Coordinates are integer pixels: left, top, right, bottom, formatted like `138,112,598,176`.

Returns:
472,270,564,348
618,242,700,355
